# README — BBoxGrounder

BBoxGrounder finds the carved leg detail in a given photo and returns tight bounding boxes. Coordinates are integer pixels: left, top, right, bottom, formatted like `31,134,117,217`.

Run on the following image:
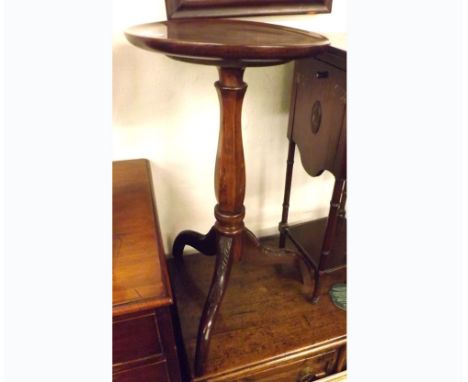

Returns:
194,235,235,376
172,228,217,262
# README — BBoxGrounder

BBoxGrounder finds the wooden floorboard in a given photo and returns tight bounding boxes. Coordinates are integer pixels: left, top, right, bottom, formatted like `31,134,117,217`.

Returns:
168,233,346,379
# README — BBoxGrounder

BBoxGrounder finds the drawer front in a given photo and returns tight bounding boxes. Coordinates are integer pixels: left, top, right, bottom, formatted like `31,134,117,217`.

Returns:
238,350,338,382
113,312,162,364
290,57,346,179
113,360,170,382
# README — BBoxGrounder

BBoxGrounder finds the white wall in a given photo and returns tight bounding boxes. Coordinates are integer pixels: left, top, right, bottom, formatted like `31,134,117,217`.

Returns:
112,0,347,254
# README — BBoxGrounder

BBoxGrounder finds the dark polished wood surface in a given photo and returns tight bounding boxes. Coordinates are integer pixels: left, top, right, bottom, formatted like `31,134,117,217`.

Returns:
288,52,346,179
170,67,317,376
280,49,347,303
285,218,346,272
125,19,329,66
169,233,346,380
113,160,182,382
113,159,172,317
166,0,332,20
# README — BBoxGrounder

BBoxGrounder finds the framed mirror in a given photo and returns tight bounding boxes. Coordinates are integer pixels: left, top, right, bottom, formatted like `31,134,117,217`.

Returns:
166,0,333,19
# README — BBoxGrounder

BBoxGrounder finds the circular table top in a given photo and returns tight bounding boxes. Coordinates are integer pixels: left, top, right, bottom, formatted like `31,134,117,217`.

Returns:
125,19,329,67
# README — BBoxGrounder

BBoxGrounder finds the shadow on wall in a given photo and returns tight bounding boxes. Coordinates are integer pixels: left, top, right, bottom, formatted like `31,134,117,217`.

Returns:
113,35,294,130
113,38,221,121
150,162,216,257
242,62,296,231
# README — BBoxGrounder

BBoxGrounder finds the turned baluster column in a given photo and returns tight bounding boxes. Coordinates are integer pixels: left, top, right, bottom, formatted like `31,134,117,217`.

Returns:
194,66,248,375
213,67,247,249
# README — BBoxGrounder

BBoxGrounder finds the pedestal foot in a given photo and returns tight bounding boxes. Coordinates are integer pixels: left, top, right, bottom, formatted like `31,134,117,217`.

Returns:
186,226,315,376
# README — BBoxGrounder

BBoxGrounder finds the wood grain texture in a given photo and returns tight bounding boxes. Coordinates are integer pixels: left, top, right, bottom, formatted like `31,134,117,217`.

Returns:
124,19,329,67
165,0,332,20
282,218,346,272
288,54,346,178
214,67,247,236
169,232,346,381
113,160,182,382
113,159,173,316
280,49,347,302
113,312,162,364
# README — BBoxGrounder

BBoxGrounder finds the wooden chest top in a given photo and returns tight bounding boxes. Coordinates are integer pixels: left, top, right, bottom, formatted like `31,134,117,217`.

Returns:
112,159,172,317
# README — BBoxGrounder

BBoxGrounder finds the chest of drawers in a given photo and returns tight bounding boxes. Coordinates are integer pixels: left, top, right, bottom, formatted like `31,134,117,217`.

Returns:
113,159,183,382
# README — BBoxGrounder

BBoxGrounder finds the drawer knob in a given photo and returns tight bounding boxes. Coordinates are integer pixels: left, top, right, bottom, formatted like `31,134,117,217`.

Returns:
316,71,329,79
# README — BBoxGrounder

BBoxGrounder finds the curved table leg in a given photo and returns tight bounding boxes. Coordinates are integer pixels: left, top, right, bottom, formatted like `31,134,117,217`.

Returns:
172,227,217,262
194,234,235,376
243,228,314,294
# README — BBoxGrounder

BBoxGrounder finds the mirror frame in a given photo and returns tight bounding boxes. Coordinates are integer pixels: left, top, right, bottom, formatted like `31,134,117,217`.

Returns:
166,0,333,19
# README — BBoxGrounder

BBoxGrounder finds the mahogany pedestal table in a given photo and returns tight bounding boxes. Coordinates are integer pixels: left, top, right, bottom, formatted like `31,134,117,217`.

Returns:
125,19,329,377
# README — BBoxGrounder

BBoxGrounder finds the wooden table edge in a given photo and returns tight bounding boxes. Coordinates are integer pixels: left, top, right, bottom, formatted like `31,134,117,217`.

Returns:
112,159,175,317
112,296,174,318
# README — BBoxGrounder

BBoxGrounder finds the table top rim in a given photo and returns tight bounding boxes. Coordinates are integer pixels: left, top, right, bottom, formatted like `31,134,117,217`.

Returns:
124,19,330,64
126,19,329,41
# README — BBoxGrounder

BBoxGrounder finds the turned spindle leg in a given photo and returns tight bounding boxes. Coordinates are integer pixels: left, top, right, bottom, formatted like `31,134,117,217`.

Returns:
279,139,296,248
312,178,346,303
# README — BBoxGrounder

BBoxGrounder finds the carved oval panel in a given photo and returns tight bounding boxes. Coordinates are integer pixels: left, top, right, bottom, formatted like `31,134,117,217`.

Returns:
310,100,322,134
